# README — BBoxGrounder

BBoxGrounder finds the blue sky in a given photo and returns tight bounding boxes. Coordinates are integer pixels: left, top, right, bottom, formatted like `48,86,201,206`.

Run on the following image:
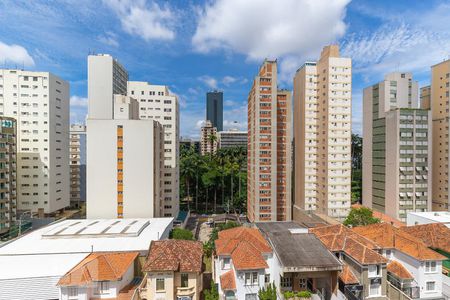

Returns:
0,0,449,138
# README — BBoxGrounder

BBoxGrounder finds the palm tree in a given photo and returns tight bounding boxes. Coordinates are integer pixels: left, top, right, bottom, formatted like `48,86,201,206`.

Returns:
180,151,195,211
207,133,218,155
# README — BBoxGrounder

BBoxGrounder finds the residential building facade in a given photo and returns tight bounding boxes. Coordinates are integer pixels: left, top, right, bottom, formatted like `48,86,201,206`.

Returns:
420,85,431,110
0,117,16,234
363,72,432,222
0,69,69,215
218,129,247,149
293,45,352,220
87,95,164,219
127,81,180,218
200,120,218,155
140,239,203,300
247,60,292,222
69,124,86,209
429,59,450,211
207,91,223,131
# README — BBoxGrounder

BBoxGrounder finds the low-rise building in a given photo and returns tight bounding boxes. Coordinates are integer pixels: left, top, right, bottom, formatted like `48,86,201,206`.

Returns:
139,239,203,300
0,218,172,300
311,224,389,300
406,211,450,228
218,129,247,149
353,223,447,299
57,252,140,300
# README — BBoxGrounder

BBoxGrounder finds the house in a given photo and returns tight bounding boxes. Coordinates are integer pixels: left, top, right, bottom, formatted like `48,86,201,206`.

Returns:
139,239,204,300
57,252,140,300
353,223,447,299
213,226,273,300
256,222,343,299
310,224,389,300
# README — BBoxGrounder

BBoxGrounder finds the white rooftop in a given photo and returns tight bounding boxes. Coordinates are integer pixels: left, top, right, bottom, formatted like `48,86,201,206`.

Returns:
407,211,450,227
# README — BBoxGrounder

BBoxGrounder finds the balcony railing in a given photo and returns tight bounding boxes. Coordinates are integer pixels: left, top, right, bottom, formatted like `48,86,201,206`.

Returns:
177,285,195,297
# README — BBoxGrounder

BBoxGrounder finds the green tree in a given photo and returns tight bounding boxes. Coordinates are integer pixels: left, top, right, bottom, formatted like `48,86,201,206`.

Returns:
343,207,380,227
204,282,219,300
170,228,194,240
259,282,277,300
180,146,196,210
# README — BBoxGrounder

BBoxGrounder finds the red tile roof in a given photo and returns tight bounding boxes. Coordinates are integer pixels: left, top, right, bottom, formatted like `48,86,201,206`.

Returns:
215,227,272,271
400,223,450,253
310,225,387,265
57,252,139,286
339,265,359,284
144,240,203,273
353,223,447,261
387,261,413,280
220,270,236,290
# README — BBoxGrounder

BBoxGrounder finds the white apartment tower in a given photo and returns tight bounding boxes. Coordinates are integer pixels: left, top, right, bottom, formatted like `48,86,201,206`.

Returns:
293,45,352,220
363,72,432,222
0,69,69,215
127,81,179,218
69,124,86,209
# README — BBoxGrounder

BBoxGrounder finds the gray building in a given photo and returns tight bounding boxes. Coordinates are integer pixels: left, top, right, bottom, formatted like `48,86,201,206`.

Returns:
69,124,86,209
206,91,223,131
218,129,247,149
363,72,432,222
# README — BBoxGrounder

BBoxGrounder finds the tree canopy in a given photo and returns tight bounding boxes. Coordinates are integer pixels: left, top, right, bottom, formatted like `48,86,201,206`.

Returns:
343,206,380,227
170,228,194,240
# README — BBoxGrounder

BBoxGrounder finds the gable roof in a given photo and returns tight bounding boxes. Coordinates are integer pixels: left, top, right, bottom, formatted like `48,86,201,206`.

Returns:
387,261,413,280
400,223,450,253
339,265,359,285
220,270,236,290
57,252,139,286
352,223,447,261
310,225,387,265
143,240,203,273
215,227,272,271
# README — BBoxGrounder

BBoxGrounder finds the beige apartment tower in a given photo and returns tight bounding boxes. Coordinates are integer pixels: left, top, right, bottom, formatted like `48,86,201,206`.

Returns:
200,120,217,155
363,72,432,222
247,60,292,222
293,45,352,220
429,60,450,211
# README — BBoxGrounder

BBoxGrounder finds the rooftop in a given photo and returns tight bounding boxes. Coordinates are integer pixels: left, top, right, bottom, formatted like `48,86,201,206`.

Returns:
58,252,139,286
144,240,203,273
257,222,342,272
220,270,236,291
407,211,450,227
400,223,450,253
387,260,413,280
353,223,447,261
339,265,359,285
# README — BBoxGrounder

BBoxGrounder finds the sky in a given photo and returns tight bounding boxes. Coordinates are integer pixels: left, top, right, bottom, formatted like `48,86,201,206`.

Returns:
0,0,449,138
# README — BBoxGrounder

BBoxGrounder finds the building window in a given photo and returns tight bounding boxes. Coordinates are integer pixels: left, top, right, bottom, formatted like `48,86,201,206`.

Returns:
369,282,381,296
244,272,258,286
425,261,436,273
222,257,231,269
156,278,165,291
280,275,292,288
265,274,270,284
426,281,435,291
245,294,257,300
181,273,189,288
95,281,109,294
67,287,78,299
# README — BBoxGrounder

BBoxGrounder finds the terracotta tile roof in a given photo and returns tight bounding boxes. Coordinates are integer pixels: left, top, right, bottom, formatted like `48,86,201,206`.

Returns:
310,225,387,265
339,265,359,284
143,240,203,273
400,223,450,253
57,252,139,286
352,204,405,228
353,223,447,261
220,270,236,290
387,261,413,280
215,227,272,271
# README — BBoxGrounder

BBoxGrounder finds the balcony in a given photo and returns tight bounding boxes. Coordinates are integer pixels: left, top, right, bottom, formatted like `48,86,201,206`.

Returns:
177,286,195,297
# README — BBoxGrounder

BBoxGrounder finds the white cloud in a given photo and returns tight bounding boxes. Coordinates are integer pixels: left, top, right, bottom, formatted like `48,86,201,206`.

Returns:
198,75,218,89
70,95,88,107
224,120,247,131
222,75,237,86
224,100,236,107
0,41,34,66
192,0,350,61
98,31,119,47
103,0,176,41
195,120,206,129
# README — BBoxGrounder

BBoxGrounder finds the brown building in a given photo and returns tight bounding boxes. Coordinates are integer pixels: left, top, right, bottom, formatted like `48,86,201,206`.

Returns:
247,60,292,222
429,59,450,211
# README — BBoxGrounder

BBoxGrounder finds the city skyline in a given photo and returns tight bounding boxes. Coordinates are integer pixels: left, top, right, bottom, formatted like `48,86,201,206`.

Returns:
1,0,449,138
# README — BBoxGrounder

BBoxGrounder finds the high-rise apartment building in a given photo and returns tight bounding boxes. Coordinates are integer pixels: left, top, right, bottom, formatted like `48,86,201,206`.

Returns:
87,95,164,218
363,72,432,222
88,54,128,119
206,91,223,131
69,124,86,209
127,81,179,218
0,117,16,234
420,85,431,110
218,129,247,149
293,45,351,220
0,69,69,215
200,120,218,155
247,60,292,222
429,60,450,211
